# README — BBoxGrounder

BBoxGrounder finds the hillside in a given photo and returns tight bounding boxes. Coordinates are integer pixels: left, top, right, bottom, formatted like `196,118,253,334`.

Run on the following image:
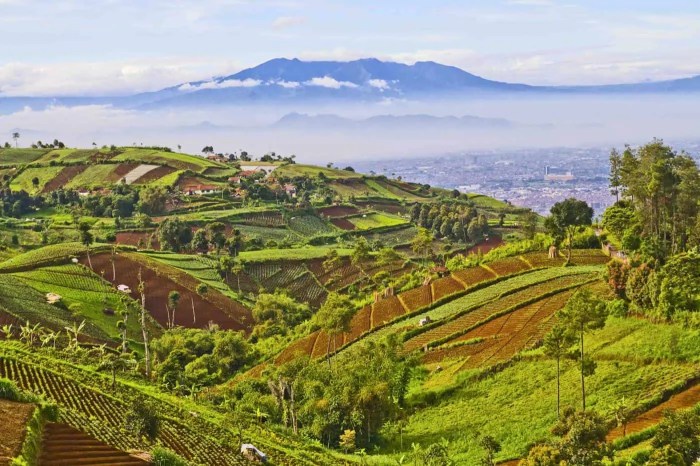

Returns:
0,141,698,465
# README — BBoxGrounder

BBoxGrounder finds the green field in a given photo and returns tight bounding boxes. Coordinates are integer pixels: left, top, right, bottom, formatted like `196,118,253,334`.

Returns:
347,212,408,230
111,148,221,172
239,246,353,262
0,148,49,165
9,166,65,193
275,163,361,179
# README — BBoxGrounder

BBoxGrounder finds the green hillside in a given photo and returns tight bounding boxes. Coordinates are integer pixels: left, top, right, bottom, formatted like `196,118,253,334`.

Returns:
0,140,698,465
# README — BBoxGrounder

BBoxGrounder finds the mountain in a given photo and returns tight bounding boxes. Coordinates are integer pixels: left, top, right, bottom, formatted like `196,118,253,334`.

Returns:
3,58,700,113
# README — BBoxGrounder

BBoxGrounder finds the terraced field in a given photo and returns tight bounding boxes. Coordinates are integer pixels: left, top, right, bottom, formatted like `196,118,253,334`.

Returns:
40,423,148,466
86,252,252,331
0,398,35,464
0,347,248,465
404,274,593,354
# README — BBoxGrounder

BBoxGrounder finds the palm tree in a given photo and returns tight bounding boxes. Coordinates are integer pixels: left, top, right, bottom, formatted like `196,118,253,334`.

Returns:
12,132,19,148
65,320,86,352
40,330,59,349
20,321,41,346
1,324,13,339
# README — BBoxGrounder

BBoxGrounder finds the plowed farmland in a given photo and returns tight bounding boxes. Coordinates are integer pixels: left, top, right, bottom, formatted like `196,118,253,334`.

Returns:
84,253,251,331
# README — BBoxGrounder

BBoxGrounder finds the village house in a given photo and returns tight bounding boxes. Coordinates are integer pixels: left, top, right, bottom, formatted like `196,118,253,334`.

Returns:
182,184,222,196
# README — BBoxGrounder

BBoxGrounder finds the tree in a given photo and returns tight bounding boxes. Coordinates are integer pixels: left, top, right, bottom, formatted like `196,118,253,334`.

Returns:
206,222,226,254
557,289,606,411
543,324,575,418
479,435,501,466
137,186,168,216
314,292,355,367
609,148,622,202
521,444,561,466
137,269,151,378
351,237,372,279
78,221,94,269
656,251,700,320
551,409,610,466
31,177,39,189
194,283,207,324
411,227,433,266
521,211,539,240
98,353,131,389
191,229,209,254
544,198,594,263
339,429,356,453
167,291,180,329
12,132,19,148
125,398,160,442
157,218,192,252
612,397,632,438
651,408,700,465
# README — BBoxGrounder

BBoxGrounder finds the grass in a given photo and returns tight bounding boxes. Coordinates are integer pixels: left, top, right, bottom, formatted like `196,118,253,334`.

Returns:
347,212,408,230
0,148,49,165
239,246,353,263
12,264,146,341
467,193,511,210
275,164,361,179
64,164,121,189
9,166,65,194
111,149,221,172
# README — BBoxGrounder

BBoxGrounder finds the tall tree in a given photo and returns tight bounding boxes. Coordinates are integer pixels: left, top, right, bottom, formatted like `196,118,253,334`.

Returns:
411,227,433,266
543,324,575,418
167,291,180,329
557,289,607,411
608,148,622,202
12,132,19,148
545,198,594,263
78,221,94,269
137,268,151,378
313,292,355,368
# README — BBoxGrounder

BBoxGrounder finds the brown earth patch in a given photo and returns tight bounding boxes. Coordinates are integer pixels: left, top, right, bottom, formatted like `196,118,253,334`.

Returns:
115,231,158,249
104,163,141,183
330,217,356,230
41,165,88,193
466,236,505,255
0,399,35,464
83,252,252,332
133,165,177,184
318,206,359,217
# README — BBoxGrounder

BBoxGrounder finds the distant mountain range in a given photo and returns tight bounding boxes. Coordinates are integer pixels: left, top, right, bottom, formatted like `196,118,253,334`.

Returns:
2,58,700,112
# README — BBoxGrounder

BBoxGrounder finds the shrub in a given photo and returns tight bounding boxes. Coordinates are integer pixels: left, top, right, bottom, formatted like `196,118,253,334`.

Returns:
0,378,22,401
152,446,188,466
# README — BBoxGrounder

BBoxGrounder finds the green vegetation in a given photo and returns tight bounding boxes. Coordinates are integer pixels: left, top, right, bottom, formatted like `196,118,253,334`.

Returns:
0,141,697,465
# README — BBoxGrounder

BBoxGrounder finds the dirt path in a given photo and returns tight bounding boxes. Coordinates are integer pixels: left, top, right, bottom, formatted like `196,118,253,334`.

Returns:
607,381,700,441
0,399,35,464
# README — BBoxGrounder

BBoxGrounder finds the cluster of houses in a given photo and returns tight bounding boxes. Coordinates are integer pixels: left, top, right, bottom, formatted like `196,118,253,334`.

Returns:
181,164,297,198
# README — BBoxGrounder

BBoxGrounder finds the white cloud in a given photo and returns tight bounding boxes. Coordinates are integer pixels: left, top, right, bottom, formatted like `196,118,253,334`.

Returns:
368,79,390,90
178,78,261,92
274,80,301,89
305,76,358,89
0,59,241,96
272,16,305,30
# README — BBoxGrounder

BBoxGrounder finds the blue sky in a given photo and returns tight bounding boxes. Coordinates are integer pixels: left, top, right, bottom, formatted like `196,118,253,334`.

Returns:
2,0,700,95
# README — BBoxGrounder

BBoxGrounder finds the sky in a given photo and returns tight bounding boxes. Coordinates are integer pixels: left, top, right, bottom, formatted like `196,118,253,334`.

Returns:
2,0,700,96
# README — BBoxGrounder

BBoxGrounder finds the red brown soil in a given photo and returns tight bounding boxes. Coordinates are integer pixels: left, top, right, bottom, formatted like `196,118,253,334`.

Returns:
0,399,35,464
330,217,356,230
115,231,158,249
356,201,406,215
132,165,177,184
318,206,359,217
83,252,252,332
431,276,466,302
372,296,406,327
41,165,88,193
104,163,140,183
607,382,700,441
465,236,505,255
39,423,148,466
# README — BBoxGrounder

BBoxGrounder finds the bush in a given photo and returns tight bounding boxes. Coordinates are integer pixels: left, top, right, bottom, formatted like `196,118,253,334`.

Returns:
152,446,188,466
0,378,22,401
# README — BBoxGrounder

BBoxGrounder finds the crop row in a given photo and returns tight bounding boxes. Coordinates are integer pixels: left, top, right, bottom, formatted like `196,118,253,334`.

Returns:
485,256,532,276
235,211,285,227
0,243,110,272
288,215,336,235
0,353,245,464
403,273,593,352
